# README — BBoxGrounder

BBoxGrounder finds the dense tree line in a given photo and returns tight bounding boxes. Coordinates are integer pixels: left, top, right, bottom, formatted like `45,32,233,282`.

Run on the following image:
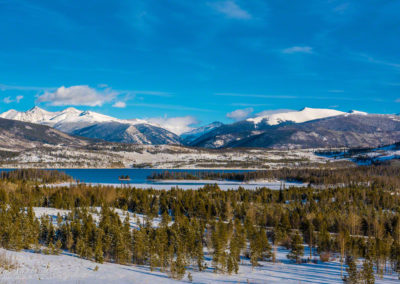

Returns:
0,169,72,183
149,163,400,189
1,167,400,281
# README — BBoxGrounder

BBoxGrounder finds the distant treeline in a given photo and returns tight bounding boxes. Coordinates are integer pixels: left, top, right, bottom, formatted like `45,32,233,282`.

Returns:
0,169,72,183
148,164,400,188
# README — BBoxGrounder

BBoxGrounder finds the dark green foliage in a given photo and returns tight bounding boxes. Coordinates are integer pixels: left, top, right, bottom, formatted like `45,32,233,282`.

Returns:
1,164,400,279
287,231,304,263
0,169,72,183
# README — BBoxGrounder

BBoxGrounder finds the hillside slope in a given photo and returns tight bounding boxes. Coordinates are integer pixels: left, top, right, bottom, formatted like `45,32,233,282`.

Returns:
0,117,88,151
191,114,400,149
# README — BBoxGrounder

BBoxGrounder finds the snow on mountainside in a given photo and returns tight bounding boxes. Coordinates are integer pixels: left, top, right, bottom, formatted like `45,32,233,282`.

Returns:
0,107,181,145
190,109,400,149
181,121,224,143
0,107,149,130
1,106,54,124
247,107,346,125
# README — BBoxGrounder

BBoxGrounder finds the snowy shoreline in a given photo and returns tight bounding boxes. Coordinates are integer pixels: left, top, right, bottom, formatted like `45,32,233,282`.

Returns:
44,180,307,190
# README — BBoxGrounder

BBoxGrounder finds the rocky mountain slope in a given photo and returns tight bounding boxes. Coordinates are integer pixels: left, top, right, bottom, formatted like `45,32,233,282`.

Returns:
74,122,180,144
2,106,400,149
190,112,400,149
0,107,181,145
0,117,88,151
180,121,224,144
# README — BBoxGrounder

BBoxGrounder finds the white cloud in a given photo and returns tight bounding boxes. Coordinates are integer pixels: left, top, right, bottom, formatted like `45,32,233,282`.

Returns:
36,85,117,106
256,109,294,117
210,1,252,19
148,116,198,135
3,96,12,104
3,95,23,104
282,46,313,54
226,107,253,121
113,101,126,108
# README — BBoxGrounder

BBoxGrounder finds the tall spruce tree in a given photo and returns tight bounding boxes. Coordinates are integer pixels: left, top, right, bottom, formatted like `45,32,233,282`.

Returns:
287,231,304,264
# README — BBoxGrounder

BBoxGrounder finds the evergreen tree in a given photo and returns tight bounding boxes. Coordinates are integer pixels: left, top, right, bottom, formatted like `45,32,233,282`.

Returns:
361,257,375,284
287,231,304,263
345,256,359,283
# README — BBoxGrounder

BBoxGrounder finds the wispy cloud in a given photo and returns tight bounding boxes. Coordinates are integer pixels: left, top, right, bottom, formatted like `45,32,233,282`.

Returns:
282,46,313,54
354,53,400,69
328,90,345,93
226,107,253,121
215,93,297,99
333,3,350,14
131,90,172,97
209,1,252,19
217,92,384,102
112,101,126,108
3,97,12,104
231,103,271,107
2,95,24,104
133,103,211,112
0,83,54,92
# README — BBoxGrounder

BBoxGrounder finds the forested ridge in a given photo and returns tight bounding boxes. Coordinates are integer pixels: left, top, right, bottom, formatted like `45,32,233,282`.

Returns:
0,167,400,282
149,164,400,188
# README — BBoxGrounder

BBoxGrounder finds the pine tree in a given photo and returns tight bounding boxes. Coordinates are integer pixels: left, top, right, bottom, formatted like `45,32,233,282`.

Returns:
95,241,104,263
287,231,304,264
94,229,104,263
55,239,62,255
361,257,375,284
345,256,359,283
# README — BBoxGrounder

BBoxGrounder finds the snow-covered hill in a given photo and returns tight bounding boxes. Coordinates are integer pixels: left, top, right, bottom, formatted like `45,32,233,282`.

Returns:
247,107,346,125
0,107,181,145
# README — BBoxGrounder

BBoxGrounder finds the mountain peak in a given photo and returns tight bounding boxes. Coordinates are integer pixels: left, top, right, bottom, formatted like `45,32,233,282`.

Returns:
63,107,81,113
247,107,345,125
348,110,368,115
28,106,47,113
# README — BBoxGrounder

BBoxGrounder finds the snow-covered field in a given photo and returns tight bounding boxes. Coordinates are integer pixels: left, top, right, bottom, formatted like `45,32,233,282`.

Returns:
0,144,332,169
1,207,398,283
316,144,400,165
32,207,164,229
1,246,398,283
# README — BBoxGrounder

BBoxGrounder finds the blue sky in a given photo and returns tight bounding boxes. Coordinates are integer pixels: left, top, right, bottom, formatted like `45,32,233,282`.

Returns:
0,0,399,127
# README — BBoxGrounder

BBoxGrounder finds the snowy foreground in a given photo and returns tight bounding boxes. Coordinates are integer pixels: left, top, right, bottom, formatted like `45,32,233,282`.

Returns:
1,247,398,284
1,207,398,283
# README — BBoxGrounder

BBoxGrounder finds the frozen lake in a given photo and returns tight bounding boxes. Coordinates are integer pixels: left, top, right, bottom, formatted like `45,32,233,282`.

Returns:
0,168,307,190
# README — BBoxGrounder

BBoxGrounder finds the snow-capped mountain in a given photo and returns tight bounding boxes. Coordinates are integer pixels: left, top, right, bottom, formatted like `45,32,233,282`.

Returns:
3,106,400,149
0,107,181,145
1,106,55,124
180,122,224,143
246,107,346,126
189,108,400,149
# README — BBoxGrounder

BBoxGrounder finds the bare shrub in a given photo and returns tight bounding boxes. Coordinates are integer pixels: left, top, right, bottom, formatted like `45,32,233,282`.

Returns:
319,252,330,263
0,251,18,272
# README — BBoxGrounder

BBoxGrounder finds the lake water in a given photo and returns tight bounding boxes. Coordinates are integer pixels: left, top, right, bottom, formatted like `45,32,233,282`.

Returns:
0,168,306,190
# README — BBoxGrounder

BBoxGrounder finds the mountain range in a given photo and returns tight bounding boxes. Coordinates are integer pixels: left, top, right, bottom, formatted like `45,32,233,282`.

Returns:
1,106,400,149
0,107,181,145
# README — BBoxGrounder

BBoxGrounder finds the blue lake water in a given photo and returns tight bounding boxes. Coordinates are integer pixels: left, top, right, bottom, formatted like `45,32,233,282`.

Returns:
0,168,305,190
